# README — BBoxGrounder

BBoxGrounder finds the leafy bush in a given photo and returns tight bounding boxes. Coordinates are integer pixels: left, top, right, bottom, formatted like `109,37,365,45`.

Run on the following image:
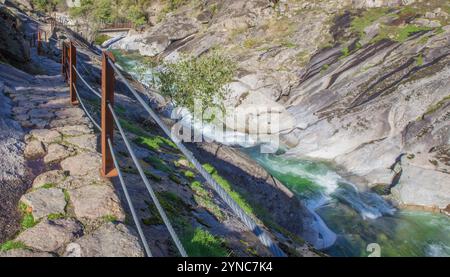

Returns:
157,53,236,114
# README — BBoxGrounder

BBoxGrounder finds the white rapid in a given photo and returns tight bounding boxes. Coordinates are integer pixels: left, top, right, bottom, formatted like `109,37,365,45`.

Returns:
112,49,450,257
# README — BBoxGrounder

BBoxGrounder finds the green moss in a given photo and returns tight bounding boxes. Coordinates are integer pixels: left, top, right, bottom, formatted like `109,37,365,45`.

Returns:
63,189,70,203
159,191,188,214
135,135,177,152
415,53,424,66
40,183,55,189
295,51,310,67
351,7,390,37
47,213,66,220
423,94,450,117
243,38,261,49
169,174,182,184
174,158,193,168
321,64,330,72
341,47,350,58
120,119,146,136
419,36,430,44
191,181,225,221
202,164,254,216
394,25,432,42
144,170,162,182
183,170,196,179
182,227,229,257
141,216,162,226
102,215,118,223
144,156,172,173
0,241,27,252
202,163,216,174
281,40,297,49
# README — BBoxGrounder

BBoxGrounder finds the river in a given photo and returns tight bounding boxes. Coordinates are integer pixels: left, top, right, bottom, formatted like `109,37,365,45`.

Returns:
111,49,450,257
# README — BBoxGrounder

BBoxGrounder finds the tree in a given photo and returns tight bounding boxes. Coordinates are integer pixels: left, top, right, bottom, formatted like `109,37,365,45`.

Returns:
157,52,236,114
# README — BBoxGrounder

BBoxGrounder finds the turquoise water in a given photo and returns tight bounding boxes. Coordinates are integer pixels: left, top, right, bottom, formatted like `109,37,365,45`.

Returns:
246,149,450,257
112,50,450,257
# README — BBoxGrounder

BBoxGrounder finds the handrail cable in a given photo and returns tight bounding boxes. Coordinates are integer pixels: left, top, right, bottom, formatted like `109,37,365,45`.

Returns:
72,65,102,98
108,59,286,257
107,103,188,257
107,137,153,257
56,21,285,256
73,86,102,131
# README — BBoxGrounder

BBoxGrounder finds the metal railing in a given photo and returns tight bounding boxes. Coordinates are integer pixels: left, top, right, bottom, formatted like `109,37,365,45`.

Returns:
57,22,286,257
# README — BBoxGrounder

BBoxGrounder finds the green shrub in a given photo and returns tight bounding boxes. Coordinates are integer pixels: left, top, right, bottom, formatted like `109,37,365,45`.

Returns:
157,52,236,114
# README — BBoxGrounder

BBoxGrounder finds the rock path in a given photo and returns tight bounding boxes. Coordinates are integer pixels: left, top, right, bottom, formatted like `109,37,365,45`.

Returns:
0,53,143,257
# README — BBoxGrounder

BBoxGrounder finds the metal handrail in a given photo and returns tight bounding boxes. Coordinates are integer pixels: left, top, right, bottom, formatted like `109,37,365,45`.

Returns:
72,65,102,98
108,137,153,257
108,59,286,257
56,19,286,256
73,86,101,131
107,103,188,257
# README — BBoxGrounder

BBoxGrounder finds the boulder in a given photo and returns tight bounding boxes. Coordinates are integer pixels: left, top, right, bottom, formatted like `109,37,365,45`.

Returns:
29,129,62,144
68,185,125,221
56,124,92,137
60,152,101,176
20,188,66,220
32,170,68,189
65,223,144,257
43,143,72,164
391,165,450,209
65,134,97,152
24,140,46,159
15,219,83,252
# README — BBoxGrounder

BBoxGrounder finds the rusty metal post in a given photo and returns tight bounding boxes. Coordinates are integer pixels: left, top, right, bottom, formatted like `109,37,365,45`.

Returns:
37,30,42,55
61,42,66,78
69,42,78,105
101,51,118,178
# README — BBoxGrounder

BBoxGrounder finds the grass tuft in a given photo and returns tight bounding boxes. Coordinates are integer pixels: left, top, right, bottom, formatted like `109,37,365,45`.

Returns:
19,202,37,230
0,241,27,252
182,227,229,257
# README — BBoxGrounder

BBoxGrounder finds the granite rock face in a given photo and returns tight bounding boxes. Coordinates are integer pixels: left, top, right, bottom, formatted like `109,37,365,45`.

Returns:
0,5,30,65
110,0,449,211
